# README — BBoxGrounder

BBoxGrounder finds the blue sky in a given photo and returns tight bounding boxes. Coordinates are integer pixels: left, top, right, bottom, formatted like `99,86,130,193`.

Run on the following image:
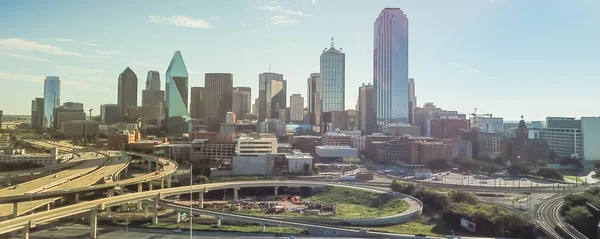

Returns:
0,0,598,121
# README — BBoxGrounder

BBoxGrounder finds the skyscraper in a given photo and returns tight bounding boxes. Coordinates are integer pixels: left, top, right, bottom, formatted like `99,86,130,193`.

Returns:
43,76,60,128
165,51,192,133
190,87,205,121
232,87,251,119
146,71,160,91
320,38,345,113
258,73,286,121
374,8,409,129
100,104,119,125
359,83,375,135
117,67,138,119
142,70,164,107
290,94,304,122
307,73,321,126
31,98,44,129
408,78,416,125
204,73,233,125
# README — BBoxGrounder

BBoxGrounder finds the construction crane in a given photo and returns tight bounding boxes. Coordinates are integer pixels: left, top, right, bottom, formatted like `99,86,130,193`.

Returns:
88,108,93,121
470,108,493,131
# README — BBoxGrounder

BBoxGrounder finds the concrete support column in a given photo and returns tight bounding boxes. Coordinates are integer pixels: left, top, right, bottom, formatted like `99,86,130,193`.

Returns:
216,217,222,227
90,209,98,239
121,204,127,212
233,188,239,202
147,161,152,172
107,189,114,197
152,195,159,224
176,211,181,223
166,174,172,188
124,167,128,175
106,205,111,217
274,186,279,196
46,203,51,211
137,183,143,193
74,193,80,203
261,224,266,232
12,202,18,218
137,200,142,210
144,203,149,217
160,177,165,189
21,224,29,239
199,192,204,208
148,181,153,191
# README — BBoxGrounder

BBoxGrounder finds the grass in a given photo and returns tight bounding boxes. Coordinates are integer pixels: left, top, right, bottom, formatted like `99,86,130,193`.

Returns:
365,216,454,237
139,221,302,234
564,175,585,183
342,157,361,164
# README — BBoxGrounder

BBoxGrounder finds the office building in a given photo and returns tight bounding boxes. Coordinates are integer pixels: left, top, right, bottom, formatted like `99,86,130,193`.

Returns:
141,70,165,121
0,110,2,129
190,87,205,121
582,117,600,160
358,83,375,135
408,78,416,125
290,94,304,122
100,104,119,125
385,124,420,137
279,108,290,123
117,67,138,119
346,109,358,131
165,51,191,134
146,71,160,91
205,73,233,125
226,112,236,124
414,103,466,136
429,119,470,139
531,117,582,159
472,116,504,133
191,139,236,167
374,8,409,128
547,117,581,129
61,120,99,137
307,73,321,126
43,76,61,128
258,72,286,121
53,106,86,130
322,132,352,146
253,98,259,115
236,133,278,156
315,145,358,160
232,87,251,119
330,110,348,131
31,98,44,129
320,38,345,113
63,102,83,110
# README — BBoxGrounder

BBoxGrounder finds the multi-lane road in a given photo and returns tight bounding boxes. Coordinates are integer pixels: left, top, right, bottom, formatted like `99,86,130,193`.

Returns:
536,194,588,239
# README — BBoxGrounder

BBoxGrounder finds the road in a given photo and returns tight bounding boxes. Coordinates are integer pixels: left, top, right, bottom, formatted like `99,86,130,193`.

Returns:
536,195,588,239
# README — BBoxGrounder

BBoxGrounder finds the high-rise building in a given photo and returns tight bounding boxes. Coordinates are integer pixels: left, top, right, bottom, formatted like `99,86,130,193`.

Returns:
253,98,259,115
53,106,85,130
31,98,44,129
374,8,409,128
205,73,233,125
258,73,286,121
0,110,2,129
582,117,600,160
408,78,416,125
100,104,119,125
307,73,321,126
165,51,192,134
232,87,252,119
43,76,60,128
290,94,304,122
63,102,83,110
320,38,345,113
146,71,160,91
358,83,375,135
117,67,138,119
190,87,205,121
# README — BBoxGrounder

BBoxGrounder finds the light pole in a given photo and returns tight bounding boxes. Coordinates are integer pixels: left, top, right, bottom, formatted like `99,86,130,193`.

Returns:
189,163,193,239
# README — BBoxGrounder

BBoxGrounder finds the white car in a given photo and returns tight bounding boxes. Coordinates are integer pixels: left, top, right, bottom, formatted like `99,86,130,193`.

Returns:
173,229,182,233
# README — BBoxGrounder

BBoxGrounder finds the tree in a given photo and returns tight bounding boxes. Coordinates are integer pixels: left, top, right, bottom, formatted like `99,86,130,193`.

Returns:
481,163,503,176
492,157,506,166
549,151,558,162
425,159,452,171
564,206,592,230
303,163,311,175
507,164,530,176
448,191,478,204
535,168,563,180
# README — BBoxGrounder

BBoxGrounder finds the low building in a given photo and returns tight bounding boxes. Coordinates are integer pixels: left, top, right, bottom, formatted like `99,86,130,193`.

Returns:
154,143,191,162
61,121,99,137
0,148,73,166
351,136,366,152
190,139,236,167
278,143,293,154
54,106,86,130
232,154,268,176
236,133,278,156
107,130,141,150
414,169,432,179
128,138,168,154
322,132,352,146
315,145,358,161
286,149,313,174
384,124,420,137
290,135,322,157
451,139,473,160
376,136,452,165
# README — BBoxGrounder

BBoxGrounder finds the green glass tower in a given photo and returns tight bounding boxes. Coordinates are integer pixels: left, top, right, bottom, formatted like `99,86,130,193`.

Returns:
165,51,192,133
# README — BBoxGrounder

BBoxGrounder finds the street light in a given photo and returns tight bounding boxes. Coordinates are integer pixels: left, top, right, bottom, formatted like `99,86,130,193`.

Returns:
189,163,193,239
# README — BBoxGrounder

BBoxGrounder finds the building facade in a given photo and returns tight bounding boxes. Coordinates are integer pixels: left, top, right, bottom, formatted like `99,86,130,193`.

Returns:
374,8,409,127
117,67,138,119
582,117,600,160
146,70,160,91
307,73,321,126
205,73,233,125
385,124,420,137
408,78,416,125
236,133,278,156
258,73,286,121
429,119,470,139
232,87,251,119
472,116,504,133
322,132,351,146
100,104,119,125
31,98,44,129
53,106,86,130
320,39,345,113
358,83,375,135
290,94,304,122
165,51,191,134
43,76,61,128
190,86,205,121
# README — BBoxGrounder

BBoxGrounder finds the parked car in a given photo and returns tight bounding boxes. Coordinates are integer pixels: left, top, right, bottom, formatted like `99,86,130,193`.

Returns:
173,229,182,233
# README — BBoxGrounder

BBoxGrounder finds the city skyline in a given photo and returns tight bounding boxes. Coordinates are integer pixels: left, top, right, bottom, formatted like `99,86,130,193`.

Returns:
0,1,599,120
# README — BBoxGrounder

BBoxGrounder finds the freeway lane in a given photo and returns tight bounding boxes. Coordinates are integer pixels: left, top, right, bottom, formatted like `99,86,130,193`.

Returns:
536,195,588,239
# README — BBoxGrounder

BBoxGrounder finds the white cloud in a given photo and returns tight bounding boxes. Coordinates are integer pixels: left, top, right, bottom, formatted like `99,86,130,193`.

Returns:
0,52,49,62
41,38,74,42
56,65,104,75
451,62,480,73
259,4,312,17
81,42,99,47
95,50,123,55
267,15,298,26
0,38,81,56
148,15,212,28
0,70,115,93
62,79,116,93
0,71,43,83
311,0,316,4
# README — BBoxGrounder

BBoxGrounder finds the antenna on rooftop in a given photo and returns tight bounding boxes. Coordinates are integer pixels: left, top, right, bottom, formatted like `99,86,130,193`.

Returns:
269,63,271,72
330,38,335,48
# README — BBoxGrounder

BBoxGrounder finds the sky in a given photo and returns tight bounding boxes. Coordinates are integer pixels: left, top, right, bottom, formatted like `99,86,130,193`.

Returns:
0,0,598,121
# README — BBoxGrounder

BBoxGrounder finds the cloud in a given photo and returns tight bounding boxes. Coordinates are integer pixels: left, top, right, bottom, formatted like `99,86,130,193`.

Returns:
311,0,316,4
0,52,50,62
148,15,211,28
0,38,81,56
56,65,104,75
267,15,298,26
210,16,221,20
259,4,312,17
95,50,123,55
0,71,43,83
41,38,74,42
81,42,99,47
0,70,115,93
62,79,116,93
451,62,480,73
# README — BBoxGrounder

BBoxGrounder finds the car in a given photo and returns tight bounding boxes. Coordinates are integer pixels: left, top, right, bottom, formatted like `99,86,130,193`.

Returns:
274,233,284,237
520,178,528,181
415,234,427,237
12,185,19,189
358,229,369,233
446,172,450,175
155,171,161,175
173,228,182,233
62,188,70,192
50,226,60,230
479,181,487,184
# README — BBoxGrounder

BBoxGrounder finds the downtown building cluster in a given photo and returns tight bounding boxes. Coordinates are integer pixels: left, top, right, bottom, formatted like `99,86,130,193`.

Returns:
18,8,600,174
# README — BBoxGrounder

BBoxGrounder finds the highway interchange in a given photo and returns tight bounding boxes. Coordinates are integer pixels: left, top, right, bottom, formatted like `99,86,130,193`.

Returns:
0,140,591,239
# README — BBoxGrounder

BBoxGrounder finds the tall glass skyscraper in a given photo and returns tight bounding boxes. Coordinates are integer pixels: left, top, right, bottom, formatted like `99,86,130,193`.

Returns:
43,76,60,128
374,8,409,128
320,38,345,113
258,73,286,121
165,51,191,133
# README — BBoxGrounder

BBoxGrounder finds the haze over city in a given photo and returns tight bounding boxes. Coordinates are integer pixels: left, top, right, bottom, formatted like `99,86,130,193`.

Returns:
1,0,598,120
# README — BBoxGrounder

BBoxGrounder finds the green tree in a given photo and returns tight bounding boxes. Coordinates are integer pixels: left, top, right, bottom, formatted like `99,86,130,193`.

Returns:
564,206,592,230
448,191,478,204
534,168,563,180
425,158,452,171
507,164,530,176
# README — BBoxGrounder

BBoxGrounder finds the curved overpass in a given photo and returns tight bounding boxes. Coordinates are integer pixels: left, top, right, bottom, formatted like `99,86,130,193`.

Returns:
0,180,422,239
